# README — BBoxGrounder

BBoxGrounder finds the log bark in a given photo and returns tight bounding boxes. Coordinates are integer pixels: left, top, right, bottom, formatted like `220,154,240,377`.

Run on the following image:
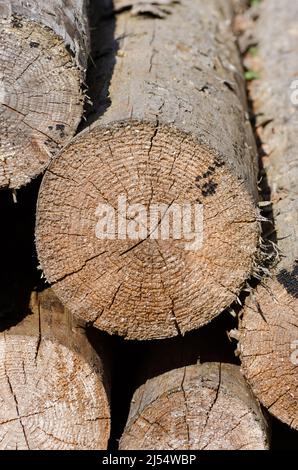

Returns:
239,0,298,429
0,0,89,189
36,0,260,340
119,363,270,450
0,289,110,449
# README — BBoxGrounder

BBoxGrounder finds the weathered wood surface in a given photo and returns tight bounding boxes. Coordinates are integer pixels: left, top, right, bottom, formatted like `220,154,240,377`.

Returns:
239,0,298,429
0,0,89,66
0,289,110,449
0,0,89,189
36,0,260,340
120,363,270,450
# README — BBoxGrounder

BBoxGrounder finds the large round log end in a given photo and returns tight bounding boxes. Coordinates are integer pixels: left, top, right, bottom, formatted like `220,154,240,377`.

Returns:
36,120,260,340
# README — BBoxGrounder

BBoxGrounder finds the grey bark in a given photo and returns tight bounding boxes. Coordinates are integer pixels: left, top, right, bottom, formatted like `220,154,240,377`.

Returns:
96,0,258,199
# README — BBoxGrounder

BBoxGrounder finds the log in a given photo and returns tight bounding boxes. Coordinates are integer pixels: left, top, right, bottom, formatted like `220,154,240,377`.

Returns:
110,312,239,445
0,0,89,189
119,363,270,450
239,0,298,429
36,0,260,340
0,289,110,449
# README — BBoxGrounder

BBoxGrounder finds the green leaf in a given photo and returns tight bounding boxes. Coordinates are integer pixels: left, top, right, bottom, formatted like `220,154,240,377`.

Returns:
248,46,259,57
245,70,260,81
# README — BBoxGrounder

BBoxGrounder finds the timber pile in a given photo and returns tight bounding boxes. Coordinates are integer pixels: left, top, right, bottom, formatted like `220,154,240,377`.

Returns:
238,0,298,430
0,289,110,450
0,0,89,189
36,0,260,340
0,0,297,451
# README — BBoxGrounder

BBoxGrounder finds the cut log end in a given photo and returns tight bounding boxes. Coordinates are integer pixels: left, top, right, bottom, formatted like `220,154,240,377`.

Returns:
0,334,110,449
119,363,269,450
0,18,84,189
36,120,260,340
0,289,110,450
240,269,298,430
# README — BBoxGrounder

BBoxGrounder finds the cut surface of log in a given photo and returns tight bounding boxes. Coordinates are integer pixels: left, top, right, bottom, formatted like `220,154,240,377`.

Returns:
0,0,89,65
0,289,110,450
239,0,298,429
0,0,89,189
119,363,269,450
36,0,260,340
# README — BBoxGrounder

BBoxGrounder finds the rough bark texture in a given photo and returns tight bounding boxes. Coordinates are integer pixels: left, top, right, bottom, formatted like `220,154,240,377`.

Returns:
0,0,89,189
239,0,298,429
36,0,260,340
119,363,269,450
0,289,110,450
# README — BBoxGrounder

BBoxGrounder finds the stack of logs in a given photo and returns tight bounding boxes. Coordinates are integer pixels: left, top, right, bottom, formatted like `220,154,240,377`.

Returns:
0,0,297,449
